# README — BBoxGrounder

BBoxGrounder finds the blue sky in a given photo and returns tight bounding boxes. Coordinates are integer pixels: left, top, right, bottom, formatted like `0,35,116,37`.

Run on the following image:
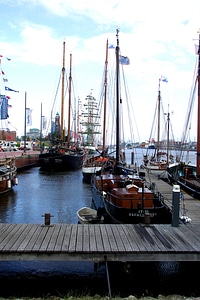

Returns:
0,0,200,142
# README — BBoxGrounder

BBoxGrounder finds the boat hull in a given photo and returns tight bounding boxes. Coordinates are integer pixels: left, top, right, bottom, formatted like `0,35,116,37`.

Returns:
91,174,172,224
39,152,84,171
0,158,18,194
167,163,200,199
82,166,102,182
143,165,168,179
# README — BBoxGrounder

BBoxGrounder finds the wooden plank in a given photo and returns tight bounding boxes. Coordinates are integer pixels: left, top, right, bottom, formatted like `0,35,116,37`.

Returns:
94,224,104,252
9,224,35,251
68,224,77,252
40,226,56,251
120,224,141,251
46,224,62,252
24,225,44,251
159,224,193,251
76,225,83,252
116,224,134,252
32,226,49,251
88,224,97,252
125,224,152,251
18,224,39,252
173,225,200,251
54,224,66,251
100,224,111,252
105,224,118,252
82,224,90,252
1,224,25,251
61,224,73,251
110,224,125,252
0,224,15,249
144,225,173,251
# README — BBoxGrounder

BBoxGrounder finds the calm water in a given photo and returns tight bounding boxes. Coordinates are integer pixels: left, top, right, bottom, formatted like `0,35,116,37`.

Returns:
0,149,199,298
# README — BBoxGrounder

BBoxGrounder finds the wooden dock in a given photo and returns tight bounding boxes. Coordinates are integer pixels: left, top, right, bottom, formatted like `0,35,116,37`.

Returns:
144,170,200,224
0,222,200,263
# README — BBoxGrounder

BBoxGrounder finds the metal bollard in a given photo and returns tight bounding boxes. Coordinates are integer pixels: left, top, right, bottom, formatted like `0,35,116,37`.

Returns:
171,185,180,227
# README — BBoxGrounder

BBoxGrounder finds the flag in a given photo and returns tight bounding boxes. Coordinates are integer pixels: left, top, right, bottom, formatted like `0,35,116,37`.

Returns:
26,108,32,126
3,78,8,82
7,104,12,108
1,70,5,75
42,116,47,130
5,86,19,92
119,55,130,65
0,95,8,120
6,95,11,99
108,44,115,49
195,44,199,55
161,76,168,83
0,55,11,60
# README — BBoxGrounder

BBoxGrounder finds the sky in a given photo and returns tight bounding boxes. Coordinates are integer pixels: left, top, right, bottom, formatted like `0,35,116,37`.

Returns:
0,0,200,143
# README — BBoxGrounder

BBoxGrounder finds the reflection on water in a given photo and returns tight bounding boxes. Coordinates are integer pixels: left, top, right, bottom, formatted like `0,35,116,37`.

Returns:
0,260,200,298
0,167,92,224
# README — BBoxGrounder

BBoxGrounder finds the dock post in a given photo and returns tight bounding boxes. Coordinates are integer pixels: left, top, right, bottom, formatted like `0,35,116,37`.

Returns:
44,213,51,225
171,185,180,227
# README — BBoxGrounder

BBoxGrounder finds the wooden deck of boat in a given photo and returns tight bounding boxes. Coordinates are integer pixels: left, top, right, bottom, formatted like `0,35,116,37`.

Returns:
0,222,200,263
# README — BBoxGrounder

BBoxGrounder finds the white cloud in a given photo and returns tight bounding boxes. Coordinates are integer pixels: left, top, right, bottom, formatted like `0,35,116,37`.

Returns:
0,0,200,141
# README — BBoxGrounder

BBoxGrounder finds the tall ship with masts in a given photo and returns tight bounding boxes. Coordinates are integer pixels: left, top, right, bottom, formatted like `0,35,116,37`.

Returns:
38,41,84,172
80,92,101,153
167,31,200,199
91,30,172,224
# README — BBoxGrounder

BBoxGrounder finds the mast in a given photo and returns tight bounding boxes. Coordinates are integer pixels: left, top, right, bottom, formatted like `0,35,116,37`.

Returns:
157,79,161,153
102,39,109,151
67,53,72,145
24,91,27,153
197,31,200,177
115,29,120,167
60,41,65,142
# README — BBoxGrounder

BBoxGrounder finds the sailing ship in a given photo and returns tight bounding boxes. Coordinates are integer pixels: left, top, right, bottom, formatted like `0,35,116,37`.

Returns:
167,32,200,199
82,40,112,182
39,42,84,171
91,30,172,224
142,78,174,177
81,93,102,181
0,157,18,194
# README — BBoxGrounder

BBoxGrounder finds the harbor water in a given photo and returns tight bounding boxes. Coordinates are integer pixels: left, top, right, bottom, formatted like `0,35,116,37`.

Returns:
0,149,199,298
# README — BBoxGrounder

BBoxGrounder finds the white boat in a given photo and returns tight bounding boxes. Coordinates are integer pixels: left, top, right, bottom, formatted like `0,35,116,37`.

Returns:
77,207,104,224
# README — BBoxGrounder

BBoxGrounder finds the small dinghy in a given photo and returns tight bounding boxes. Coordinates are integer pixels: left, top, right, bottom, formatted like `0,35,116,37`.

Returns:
77,207,104,224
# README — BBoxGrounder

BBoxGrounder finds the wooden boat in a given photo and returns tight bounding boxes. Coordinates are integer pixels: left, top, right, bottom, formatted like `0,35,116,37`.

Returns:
77,206,104,224
91,30,172,224
167,32,200,199
142,78,174,177
39,42,84,171
0,157,18,194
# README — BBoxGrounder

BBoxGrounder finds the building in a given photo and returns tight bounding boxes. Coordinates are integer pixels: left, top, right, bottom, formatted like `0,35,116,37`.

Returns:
0,130,16,141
